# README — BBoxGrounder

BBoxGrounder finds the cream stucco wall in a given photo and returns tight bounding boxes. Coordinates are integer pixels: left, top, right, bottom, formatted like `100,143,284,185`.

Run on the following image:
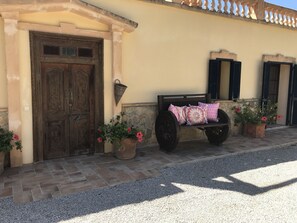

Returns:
85,0,297,103
0,19,7,108
19,30,33,163
278,64,290,125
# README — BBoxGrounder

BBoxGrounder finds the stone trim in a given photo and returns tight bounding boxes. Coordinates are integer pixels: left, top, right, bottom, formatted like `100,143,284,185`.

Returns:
18,22,112,40
210,49,237,61
262,54,296,63
0,0,138,32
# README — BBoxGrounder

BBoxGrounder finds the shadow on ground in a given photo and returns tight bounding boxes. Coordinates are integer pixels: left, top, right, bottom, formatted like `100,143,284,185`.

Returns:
1,144,297,223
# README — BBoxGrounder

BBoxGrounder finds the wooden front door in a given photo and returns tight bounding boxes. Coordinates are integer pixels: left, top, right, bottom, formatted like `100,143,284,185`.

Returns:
31,32,104,161
42,63,94,159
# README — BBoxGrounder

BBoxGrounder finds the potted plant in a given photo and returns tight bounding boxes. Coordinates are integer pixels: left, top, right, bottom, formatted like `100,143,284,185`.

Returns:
97,113,144,160
0,127,22,174
232,100,281,138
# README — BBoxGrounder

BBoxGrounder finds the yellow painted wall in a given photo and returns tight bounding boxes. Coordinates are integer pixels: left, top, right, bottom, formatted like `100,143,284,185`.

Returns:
220,61,230,100
0,19,7,108
85,0,297,103
278,64,290,125
19,30,33,163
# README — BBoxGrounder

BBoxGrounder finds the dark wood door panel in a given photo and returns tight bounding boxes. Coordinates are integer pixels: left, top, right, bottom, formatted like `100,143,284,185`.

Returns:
69,114,91,155
42,63,70,159
45,120,69,159
31,32,104,161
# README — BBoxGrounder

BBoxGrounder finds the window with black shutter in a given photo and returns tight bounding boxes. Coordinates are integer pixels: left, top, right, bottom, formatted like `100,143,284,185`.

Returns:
208,59,242,100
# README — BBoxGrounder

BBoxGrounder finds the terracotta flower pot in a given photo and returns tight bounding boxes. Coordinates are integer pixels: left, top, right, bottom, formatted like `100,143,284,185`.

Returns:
114,138,137,160
243,123,266,138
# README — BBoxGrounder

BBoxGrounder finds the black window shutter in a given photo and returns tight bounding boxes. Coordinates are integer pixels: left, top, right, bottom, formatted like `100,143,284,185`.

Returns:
290,64,297,125
262,62,271,106
229,61,242,100
208,60,220,100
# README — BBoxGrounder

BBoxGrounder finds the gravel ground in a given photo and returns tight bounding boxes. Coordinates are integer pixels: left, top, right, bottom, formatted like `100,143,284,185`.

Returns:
1,146,297,223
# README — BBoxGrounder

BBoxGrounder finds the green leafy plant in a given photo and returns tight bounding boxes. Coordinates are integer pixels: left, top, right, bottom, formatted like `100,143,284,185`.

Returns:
0,127,22,153
97,113,144,144
233,100,281,125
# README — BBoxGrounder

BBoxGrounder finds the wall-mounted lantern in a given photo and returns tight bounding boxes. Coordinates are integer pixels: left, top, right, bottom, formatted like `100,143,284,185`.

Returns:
114,79,127,105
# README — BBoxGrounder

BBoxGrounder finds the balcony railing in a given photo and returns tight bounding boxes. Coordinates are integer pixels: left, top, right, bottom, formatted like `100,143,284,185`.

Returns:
164,0,297,29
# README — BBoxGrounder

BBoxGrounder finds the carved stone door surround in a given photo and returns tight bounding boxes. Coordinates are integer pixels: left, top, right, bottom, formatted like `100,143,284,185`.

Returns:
0,0,137,165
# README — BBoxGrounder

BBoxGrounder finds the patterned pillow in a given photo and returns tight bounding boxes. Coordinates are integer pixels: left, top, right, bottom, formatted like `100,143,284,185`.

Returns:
185,106,208,125
198,102,220,122
168,104,187,125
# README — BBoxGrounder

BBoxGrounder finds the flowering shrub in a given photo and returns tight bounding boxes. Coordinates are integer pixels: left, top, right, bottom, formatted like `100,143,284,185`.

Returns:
233,100,281,125
0,127,22,153
97,113,144,144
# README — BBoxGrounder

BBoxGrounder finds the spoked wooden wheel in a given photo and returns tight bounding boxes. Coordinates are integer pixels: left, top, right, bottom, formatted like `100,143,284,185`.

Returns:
155,111,180,152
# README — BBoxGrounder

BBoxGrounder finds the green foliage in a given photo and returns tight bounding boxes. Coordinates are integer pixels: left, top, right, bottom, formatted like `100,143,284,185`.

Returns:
97,113,144,144
233,100,280,125
0,127,22,153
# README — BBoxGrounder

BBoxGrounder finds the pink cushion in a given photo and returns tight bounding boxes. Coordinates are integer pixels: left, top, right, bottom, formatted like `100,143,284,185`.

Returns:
168,104,186,125
185,106,208,125
198,102,220,122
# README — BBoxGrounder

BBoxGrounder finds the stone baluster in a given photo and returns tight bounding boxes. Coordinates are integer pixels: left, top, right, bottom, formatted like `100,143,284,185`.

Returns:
203,0,208,9
270,9,274,23
274,10,279,24
265,9,270,22
239,2,244,17
224,0,228,13
245,3,250,18
230,0,235,15
288,14,292,26
235,1,239,16
284,12,288,26
278,11,283,25
210,0,215,11
292,15,296,28
217,0,222,13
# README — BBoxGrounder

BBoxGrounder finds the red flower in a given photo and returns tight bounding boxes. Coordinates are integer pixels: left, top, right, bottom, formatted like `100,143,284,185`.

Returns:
277,115,282,120
97,137,103,143
261,116,267,122
127,127,132,133
98,129,102,133
235,107,241,113
136,131,143,143
13,134,19,141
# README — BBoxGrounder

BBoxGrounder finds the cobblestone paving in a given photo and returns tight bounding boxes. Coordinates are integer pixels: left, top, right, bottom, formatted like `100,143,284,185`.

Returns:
0,127,297,203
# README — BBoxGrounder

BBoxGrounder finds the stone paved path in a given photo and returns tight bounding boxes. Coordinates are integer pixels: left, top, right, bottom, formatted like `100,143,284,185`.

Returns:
0,127,297,203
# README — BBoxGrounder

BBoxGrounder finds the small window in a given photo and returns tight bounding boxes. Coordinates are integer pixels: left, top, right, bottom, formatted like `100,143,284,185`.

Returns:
78,48,93,57
62,47,77,57
43,45,60,55
208,59,242,100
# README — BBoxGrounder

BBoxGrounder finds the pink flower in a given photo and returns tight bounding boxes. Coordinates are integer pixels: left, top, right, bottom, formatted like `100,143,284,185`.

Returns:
261,116,267,122
136,131,143,138
98,129,102,133
127,127,132,133
13,134,19,141
235,107,241,113
136,131,143,143
277,115,282,120
97,137,103,143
